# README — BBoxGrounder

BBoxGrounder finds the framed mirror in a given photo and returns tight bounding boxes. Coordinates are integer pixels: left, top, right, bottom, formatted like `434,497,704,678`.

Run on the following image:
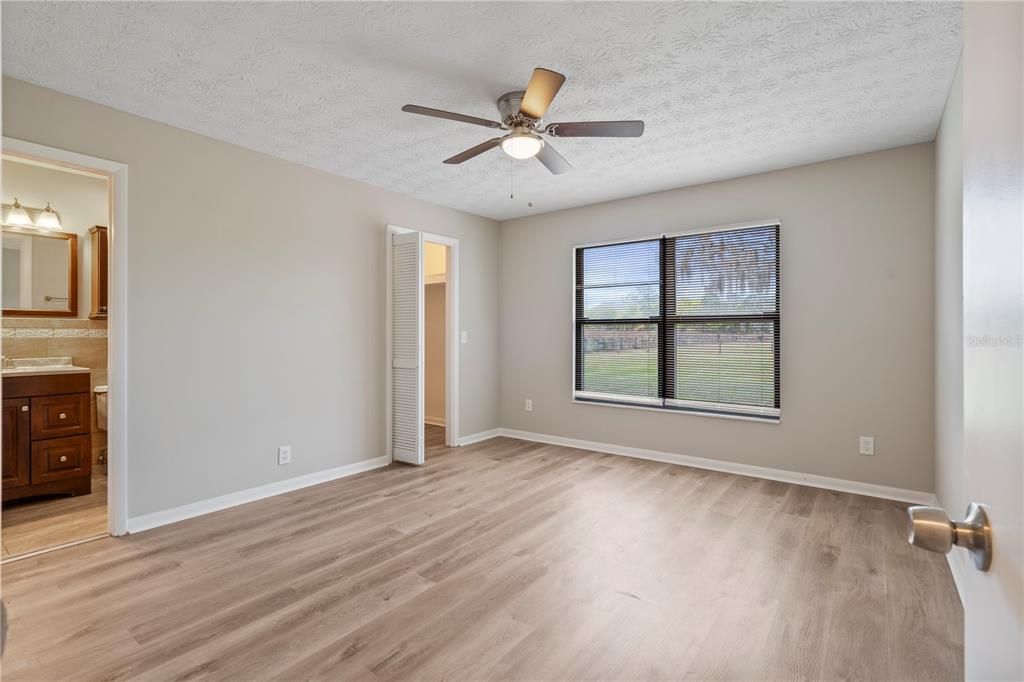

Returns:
2,226,78,317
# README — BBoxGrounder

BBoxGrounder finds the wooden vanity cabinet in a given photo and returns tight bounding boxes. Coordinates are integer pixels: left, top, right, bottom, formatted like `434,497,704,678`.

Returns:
3,398,31,489
89,225,108,320
2,373,92,502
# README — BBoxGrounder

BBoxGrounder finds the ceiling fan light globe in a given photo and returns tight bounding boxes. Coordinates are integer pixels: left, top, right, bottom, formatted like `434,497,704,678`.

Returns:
500,133,543,160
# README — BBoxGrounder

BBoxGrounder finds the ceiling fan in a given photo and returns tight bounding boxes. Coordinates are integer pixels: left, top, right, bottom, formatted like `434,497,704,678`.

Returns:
401,67,644,175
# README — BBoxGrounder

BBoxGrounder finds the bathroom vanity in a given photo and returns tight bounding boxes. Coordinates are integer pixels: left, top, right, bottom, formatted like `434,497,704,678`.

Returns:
2,360,92,502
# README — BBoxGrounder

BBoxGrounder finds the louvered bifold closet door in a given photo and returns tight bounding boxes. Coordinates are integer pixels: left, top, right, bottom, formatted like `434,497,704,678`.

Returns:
391,231,425,464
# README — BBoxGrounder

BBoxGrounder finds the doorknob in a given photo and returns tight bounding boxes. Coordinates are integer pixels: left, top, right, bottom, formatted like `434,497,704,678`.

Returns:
907,502,992,571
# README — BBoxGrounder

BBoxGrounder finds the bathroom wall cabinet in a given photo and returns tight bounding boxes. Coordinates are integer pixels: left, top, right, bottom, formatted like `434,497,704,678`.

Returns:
89,225,109,320
2,372,92,502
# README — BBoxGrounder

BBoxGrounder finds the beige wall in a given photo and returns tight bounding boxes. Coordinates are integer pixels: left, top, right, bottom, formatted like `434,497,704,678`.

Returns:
499,144,936,492
2,158,109,318
934,57,965,570
2,77,500,519
425,282,446,425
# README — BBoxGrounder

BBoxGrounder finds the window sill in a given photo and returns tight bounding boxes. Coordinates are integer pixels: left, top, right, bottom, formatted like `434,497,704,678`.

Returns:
571,396,781,424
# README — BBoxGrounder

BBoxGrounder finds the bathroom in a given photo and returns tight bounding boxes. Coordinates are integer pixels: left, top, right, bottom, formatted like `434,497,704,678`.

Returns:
1,153,110,560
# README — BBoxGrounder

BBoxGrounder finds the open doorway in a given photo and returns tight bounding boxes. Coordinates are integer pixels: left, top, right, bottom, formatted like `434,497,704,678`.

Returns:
2,138,128,561
1,153,110,560
423,241,450,458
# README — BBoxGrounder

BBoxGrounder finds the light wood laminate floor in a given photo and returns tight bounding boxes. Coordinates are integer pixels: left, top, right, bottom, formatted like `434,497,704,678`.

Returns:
1,430,962,680
2,473,107,560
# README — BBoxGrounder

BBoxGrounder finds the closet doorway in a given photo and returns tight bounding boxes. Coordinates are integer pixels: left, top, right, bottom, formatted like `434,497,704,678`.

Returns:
386,226,459,465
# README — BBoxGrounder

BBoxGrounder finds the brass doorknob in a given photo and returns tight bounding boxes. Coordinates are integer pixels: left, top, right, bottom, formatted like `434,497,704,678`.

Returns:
907,502,992,571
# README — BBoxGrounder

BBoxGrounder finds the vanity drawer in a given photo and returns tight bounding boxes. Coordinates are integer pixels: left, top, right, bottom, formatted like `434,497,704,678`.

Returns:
31,435,91,484
30,393,90,440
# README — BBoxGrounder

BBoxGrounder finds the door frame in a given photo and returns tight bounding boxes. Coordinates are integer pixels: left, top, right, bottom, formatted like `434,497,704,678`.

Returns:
386,224,460,459
2,137,129,536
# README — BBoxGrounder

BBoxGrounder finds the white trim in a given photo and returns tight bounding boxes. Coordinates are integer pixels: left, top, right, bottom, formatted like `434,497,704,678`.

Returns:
572,397,781,424
576,390,663,407
3,137,129,537
126,456,389,534
491,428,934,504
424,416,447,427
458,428,501,446
945,551,968,606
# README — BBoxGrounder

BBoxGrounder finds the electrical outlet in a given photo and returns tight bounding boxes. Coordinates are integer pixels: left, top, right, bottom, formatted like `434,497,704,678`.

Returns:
277,446,292,465
460,330,468,344
859,436,875,456
525,399,533,412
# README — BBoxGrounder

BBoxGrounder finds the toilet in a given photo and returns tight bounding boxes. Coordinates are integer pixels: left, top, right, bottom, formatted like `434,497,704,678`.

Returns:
94,385,108,432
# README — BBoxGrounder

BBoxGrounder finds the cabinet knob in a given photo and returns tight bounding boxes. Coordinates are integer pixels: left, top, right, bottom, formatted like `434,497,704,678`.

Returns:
59,413,67,419
20,405,28,412
59,455,68,462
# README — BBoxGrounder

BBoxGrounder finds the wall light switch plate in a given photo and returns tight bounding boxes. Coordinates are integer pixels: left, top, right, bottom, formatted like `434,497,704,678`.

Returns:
859,436,875,456
460,330,468,344
525,399,533,412
278,446,292,465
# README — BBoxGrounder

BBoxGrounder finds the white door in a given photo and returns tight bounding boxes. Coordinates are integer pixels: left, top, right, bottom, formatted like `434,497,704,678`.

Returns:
961,3,1023,678
390,230,425,465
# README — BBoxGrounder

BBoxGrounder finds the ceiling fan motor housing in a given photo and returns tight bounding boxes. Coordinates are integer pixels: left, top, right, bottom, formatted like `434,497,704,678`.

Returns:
497,91,530,125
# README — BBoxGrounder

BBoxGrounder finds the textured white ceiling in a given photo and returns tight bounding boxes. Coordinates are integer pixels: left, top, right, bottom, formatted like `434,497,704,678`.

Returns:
2,2,961,221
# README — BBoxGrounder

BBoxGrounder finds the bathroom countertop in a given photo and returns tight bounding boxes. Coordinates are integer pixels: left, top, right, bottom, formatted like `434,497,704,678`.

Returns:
1,357,90,378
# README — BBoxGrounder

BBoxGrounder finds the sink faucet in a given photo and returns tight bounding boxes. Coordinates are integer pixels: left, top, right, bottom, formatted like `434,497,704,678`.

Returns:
0,356,11,369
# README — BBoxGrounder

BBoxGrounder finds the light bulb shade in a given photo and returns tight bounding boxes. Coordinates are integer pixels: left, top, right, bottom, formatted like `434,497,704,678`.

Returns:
5,198,33,226
35,202,62,231
500,133,543,160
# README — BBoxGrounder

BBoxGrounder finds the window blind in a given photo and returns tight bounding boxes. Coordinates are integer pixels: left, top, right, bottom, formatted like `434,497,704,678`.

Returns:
574,224,780,420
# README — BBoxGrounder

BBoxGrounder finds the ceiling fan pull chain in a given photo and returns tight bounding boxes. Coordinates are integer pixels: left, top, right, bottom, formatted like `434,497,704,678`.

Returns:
509,157,514,199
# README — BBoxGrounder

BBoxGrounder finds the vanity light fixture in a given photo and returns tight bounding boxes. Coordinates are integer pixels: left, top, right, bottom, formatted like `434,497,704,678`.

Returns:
34,202,62,231
4,198,33,226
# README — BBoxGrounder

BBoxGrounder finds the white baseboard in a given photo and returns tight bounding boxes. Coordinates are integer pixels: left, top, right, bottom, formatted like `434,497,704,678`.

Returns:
496,428,935,505
458,428,501,446
424,416,447,427
924,493,968,605
126,456,390,534
945,550,968,605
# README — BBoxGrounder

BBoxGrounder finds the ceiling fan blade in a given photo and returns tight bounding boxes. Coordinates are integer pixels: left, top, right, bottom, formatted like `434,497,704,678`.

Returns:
536,142,572,175
402,104,503,129
544,120,645,138
443,137,503,164
519,68,566,120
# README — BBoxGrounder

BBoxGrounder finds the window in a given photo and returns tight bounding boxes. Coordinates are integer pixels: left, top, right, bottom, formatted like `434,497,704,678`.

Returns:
574,223,780,420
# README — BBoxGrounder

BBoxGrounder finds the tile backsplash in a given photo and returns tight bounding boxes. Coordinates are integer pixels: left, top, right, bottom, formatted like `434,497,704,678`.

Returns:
2,317,108,469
